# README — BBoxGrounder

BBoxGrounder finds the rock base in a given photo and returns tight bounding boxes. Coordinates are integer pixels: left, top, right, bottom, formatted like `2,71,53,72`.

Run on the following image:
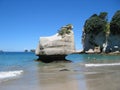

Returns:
36,55,71,63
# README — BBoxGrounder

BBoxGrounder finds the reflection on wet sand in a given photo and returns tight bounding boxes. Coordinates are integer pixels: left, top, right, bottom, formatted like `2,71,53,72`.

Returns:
85,71,120,90
1,62,120,90
37,63,86,90
39,73,79,90
37,63,120,90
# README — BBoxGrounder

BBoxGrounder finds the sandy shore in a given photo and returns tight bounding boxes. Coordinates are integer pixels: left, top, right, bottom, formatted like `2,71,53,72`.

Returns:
1,62,120,90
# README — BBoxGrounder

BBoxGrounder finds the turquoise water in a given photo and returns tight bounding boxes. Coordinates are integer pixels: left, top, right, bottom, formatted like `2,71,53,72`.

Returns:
0,52,37,71
67,54,120,62
0,52,120,90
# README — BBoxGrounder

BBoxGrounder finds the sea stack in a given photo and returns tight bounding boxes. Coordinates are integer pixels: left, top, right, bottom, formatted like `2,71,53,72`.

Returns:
35,24,75,62
82,11,120,53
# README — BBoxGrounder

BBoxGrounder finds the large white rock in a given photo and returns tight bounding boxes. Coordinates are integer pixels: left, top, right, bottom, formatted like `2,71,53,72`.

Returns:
36,29,75,56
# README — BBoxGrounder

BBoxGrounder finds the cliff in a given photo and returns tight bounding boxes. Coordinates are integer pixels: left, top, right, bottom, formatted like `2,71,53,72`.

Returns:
35,24,75,62
82,11,120,53
82,31,106,52
82,27,120,53
106,33,120,52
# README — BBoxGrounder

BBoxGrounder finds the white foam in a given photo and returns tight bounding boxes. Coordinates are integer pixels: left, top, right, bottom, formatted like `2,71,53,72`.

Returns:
0,70,23,79
85,63,120,67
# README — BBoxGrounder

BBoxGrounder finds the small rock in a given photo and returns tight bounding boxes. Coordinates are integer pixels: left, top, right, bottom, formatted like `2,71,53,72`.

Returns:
59,69,70,71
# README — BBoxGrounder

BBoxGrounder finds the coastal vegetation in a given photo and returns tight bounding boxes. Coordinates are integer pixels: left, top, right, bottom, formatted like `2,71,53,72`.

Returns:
83,10,120,53
58,24,72,37
110,10,120,34
84,10,120,35
84,12,108,34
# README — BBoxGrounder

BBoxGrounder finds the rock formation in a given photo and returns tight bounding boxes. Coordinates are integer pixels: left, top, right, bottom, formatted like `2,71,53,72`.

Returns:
35,24,75,62
82,30,106,53
82,11,120,53
82,28,120,53
106,33,120,52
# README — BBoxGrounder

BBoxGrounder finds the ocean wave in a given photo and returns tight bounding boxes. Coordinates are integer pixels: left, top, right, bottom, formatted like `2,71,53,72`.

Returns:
85,63,120,67
0,70,23,80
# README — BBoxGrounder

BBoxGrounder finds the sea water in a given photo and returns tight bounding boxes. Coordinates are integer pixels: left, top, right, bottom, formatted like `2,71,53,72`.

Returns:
0,52,37,82
0,52,120,90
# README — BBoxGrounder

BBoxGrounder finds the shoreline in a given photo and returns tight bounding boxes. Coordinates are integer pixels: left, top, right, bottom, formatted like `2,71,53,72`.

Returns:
73,50,120,55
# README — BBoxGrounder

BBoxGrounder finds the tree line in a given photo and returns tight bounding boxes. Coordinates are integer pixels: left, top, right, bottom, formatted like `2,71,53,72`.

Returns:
84,10,120,35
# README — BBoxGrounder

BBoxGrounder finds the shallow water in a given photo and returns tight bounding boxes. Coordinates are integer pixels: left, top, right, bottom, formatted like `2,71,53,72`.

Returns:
0,52,120,90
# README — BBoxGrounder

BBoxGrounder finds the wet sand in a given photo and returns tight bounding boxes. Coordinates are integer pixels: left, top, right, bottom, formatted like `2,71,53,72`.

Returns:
1,62,120,90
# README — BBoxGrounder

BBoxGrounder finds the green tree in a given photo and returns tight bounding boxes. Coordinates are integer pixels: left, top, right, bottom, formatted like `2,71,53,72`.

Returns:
110,10,120,34
84,12,108,34
99,12,108,21
58,24,72,37
105,23,110,35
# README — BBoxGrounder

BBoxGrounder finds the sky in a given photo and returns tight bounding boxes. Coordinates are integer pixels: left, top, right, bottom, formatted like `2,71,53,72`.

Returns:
0,0,120,51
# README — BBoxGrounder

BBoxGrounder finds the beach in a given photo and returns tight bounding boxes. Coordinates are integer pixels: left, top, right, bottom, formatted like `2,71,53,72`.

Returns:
0,52,120,90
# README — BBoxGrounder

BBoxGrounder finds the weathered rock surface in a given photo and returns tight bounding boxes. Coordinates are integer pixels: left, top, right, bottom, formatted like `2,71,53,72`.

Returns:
35,24,75,62
82,10,120,53
82,31,106,53
106,34,120,52
82,30,120,53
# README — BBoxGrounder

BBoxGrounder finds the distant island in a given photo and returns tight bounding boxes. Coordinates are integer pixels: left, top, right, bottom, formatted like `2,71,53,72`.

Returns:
24,49,35,52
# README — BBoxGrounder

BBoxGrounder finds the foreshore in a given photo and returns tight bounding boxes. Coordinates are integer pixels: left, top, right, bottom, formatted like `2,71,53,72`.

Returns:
73,50,120,55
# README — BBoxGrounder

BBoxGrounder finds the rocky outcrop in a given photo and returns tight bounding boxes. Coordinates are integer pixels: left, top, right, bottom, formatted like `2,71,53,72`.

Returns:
82,30,106,53
82,10,120,53
82,30,120,53
106,33,120,52
35,24,75,62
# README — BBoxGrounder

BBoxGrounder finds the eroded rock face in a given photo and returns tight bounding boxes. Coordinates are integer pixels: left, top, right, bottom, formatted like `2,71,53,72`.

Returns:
82,31,106,52
82,30,120,53
106,33,120,52
35,24,75,56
